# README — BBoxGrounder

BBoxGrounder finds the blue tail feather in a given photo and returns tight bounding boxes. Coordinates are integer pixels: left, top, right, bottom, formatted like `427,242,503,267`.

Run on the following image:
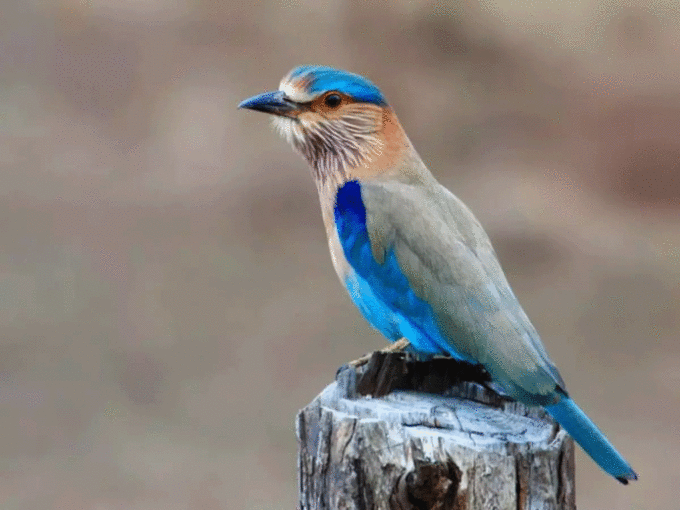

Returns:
545,397,637,483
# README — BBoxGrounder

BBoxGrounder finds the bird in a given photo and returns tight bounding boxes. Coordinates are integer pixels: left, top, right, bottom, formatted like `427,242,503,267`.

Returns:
239,65,637,484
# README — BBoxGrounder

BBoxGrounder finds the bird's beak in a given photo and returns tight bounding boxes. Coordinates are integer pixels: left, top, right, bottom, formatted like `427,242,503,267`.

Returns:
238,90,299,118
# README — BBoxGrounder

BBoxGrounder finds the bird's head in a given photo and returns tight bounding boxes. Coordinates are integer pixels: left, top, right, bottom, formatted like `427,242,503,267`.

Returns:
240,66,408,183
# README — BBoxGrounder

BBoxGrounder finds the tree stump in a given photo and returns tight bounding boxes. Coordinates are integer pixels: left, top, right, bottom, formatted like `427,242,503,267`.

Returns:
296,352,575,510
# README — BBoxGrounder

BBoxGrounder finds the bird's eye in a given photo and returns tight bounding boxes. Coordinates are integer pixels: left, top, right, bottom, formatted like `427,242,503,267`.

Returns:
324,93,342,108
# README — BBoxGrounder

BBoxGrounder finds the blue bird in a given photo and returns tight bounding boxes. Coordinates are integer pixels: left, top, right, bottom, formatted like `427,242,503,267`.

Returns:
239,65,638,484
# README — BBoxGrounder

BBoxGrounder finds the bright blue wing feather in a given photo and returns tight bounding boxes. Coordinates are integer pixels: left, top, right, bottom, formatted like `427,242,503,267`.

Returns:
334,181,468,358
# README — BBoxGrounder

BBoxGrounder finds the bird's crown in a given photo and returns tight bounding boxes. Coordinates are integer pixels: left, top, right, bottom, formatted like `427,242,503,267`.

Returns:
280,65,387,106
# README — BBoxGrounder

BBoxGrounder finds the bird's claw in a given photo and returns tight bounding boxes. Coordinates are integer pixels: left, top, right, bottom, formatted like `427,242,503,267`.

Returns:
348,337,411,368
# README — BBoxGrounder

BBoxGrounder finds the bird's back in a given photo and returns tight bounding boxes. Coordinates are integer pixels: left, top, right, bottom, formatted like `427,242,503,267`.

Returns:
345,175,565,403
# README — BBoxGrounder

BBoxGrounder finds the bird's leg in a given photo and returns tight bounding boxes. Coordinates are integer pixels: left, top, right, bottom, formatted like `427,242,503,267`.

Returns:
348,337,411,368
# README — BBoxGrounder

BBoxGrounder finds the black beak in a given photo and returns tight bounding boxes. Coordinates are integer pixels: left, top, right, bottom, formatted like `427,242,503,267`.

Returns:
238,90,299,117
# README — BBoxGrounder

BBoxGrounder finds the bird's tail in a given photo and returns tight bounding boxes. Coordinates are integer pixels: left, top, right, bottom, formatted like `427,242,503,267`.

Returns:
545,397,637,484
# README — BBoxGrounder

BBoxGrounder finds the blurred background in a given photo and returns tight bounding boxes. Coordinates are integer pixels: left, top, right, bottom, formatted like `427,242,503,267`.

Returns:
0,0,678,508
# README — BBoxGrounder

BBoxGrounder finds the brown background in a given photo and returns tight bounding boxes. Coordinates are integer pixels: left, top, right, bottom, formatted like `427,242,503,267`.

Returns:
0,1,678,508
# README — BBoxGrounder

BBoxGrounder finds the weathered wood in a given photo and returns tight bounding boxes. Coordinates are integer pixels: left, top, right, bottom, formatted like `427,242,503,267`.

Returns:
297,352,575,510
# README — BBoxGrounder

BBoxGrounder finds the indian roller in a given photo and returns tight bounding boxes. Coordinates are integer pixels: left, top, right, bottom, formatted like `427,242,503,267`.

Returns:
239,65,637,484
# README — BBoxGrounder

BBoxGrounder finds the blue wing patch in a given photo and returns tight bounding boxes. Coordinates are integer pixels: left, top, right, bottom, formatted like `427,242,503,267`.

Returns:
334,181,471,360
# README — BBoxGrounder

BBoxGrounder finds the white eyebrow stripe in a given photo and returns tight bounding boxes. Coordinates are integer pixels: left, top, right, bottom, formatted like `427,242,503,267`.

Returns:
279,79,317,103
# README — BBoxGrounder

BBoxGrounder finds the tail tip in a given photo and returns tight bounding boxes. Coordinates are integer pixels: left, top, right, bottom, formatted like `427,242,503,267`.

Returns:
616,470,638,485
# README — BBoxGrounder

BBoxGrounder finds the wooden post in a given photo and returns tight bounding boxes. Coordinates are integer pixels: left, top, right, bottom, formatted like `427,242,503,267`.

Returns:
296,352,575,510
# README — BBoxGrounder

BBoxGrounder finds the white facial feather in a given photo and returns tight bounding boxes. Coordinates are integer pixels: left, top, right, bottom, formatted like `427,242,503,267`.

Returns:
271,106,384,183
279,79,316,103
271,116,304,146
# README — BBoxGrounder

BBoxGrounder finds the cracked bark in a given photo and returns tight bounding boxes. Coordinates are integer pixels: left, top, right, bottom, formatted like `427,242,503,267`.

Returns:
297,352,576,510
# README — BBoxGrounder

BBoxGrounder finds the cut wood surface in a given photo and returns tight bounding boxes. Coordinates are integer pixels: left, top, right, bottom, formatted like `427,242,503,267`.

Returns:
297,352,575,510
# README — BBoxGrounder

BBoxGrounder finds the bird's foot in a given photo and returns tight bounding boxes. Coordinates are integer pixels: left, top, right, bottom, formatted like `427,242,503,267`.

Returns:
348,338,411,368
